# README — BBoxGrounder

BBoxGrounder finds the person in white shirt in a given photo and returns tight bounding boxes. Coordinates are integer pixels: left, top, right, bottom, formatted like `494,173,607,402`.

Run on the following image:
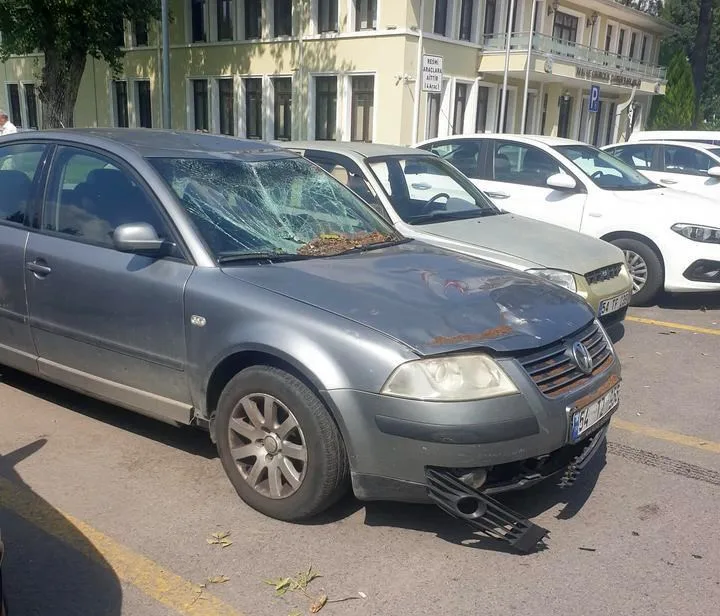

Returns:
0,111,18,136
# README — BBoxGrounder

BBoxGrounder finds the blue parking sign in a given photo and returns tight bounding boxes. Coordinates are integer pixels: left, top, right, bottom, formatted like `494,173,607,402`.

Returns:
589,85,601,113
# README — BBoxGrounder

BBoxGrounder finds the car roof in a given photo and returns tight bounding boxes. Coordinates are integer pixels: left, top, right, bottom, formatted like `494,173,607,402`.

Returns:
416,133,583,148
2,128,297,161
604,140,720,153
278,140,429,159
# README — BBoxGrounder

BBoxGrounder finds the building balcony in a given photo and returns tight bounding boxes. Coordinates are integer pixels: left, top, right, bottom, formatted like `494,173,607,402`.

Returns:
481,32,667,82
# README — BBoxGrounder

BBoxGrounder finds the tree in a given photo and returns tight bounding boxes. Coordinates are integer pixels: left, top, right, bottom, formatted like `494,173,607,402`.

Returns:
690,0,715,126
648,51,696,129
0,1,160,128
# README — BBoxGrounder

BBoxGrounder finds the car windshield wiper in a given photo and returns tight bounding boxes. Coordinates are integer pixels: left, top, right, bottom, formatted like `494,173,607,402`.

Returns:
331,236,412,256
217,251,312,264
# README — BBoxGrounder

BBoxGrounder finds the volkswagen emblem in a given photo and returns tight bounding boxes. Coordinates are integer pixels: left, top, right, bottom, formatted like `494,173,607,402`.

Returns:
571,342,594,375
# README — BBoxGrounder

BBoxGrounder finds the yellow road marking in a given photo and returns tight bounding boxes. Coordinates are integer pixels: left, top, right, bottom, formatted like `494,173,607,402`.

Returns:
626,316,720,336
612,419,720,454
0,477,244,616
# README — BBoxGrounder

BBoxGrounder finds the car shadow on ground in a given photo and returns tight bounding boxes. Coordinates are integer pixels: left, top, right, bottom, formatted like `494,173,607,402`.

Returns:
0,440,123,615
654,291,720,311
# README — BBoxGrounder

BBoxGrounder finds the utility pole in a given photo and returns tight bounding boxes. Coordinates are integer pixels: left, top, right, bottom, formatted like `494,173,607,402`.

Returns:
520,0,539,134
161,0,171,129
499,0,517,133
412,0,426,145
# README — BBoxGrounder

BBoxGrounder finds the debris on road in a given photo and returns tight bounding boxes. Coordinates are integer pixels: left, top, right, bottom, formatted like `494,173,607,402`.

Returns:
207,531,233,548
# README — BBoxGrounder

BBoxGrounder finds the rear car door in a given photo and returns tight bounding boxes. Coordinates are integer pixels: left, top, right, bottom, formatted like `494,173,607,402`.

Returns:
660,144,720,196
477,139,588,230
25,144,195,423
0,142,48,374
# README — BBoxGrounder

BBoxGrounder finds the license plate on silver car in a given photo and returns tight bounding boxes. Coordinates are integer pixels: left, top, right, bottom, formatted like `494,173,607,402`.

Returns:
571,384,621,441
599,291,631,316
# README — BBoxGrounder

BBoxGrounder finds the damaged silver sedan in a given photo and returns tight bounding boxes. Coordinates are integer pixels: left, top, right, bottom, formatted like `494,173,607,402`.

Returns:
0,129,621,551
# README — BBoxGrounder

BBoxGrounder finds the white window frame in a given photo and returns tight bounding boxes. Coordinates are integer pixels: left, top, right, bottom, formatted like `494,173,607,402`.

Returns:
549,6,586,46
471,80,494,134
110,79,130,128
132,79,153,128
268,0,294,39
309,72,342,140
450,78,474,135
270,74,294,140
347,0,380,32
186,77,212,131
313,0,340,36
432,0,453,38
240,74,267,139
456,0,481,43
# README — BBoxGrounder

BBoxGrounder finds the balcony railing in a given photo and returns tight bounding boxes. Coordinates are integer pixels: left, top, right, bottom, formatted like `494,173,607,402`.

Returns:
482,32,667,81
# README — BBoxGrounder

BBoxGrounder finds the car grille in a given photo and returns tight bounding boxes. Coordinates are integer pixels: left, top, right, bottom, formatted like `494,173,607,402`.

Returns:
585,263,623,285
517,321,613,398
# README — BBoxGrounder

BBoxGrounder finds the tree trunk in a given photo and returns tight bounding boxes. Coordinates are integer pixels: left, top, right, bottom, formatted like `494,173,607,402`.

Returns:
39,49,87,129
691,0,714,127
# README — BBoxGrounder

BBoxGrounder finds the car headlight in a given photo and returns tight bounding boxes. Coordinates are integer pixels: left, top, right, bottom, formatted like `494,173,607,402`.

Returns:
381,354,519,401
671,223,720,244
526,268,577,293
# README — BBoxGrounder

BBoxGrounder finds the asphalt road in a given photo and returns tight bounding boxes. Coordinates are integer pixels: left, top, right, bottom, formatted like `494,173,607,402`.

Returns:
1,295,719,616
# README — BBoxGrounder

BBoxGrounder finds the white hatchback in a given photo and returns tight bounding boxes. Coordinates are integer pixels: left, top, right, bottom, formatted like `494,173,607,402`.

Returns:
415,134,720,305
602,140,720,200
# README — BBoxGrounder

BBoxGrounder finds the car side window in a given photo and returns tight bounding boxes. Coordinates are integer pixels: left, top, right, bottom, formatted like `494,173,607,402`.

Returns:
303,152,382,210
43,146,168,248
610,145,655,170
493,142,563,187
424,140,483,179
663,146,715,176
0,143,46,226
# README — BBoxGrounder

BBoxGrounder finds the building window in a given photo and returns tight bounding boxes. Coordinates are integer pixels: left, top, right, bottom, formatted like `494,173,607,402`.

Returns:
192,79,209,131
7,84,22,127
629,32,637,59
245,0,262,39
24,84,39,129
553,12,578,43
524,92,536,134
245,78,263,139
475,86,488,132
134,21,149,46
540,92,548,134
483,0,496,42
218,78,235,135
315,76,337,140
427,93,441,139
136,81,152,128
217,0,234,40
617,28,626,55
113,24,126,48
433,0,448,36
605,25,613,52
605,102,617,145
459,0,474,41
640,35,648,63
453,83,468,134
355,0,377,30
191,0,207,42
273,78,292,140
274,0,292,36
351,76,374,142
592,101,603,146
318,0,338,33
558,95,572,139
113,81,129,128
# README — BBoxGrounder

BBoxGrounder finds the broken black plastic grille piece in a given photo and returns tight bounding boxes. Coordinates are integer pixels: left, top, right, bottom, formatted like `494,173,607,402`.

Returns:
426,468,549,554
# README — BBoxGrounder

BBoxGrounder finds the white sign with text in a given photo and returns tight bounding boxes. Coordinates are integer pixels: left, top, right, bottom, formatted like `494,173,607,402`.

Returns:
422,54,444,93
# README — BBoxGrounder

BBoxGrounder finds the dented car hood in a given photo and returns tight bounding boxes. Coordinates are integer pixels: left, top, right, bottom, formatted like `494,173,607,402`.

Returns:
222,242,595,356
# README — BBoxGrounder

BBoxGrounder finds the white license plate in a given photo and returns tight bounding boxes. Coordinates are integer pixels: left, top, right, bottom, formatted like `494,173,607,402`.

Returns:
599,291,631,316
571,384,620,441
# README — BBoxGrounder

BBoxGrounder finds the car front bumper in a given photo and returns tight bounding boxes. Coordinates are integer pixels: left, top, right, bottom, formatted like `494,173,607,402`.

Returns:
325,344,621,503
576,270,633,325
663,232,720,292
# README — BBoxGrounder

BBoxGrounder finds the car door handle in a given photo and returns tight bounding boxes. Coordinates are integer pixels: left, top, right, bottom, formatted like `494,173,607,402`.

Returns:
26,260,52,276
486,191,510,199
660,178,678,185
411,182,432,190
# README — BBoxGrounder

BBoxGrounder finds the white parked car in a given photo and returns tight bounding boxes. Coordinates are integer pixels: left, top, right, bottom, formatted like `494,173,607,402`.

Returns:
626,130,720,146
415,134,720,305
602,140,720,200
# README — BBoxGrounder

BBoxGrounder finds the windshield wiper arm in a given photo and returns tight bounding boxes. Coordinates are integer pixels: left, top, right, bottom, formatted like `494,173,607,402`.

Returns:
217,251,312,264
332,236,412,256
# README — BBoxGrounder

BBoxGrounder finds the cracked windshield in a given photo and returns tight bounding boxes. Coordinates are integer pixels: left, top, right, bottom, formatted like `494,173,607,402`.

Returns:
366,156,499,225
149,156,399,261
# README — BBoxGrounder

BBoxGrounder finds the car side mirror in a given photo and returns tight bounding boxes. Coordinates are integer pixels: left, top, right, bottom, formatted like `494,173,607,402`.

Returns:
546,173,577,191
113,222,167,254
707,166,720,178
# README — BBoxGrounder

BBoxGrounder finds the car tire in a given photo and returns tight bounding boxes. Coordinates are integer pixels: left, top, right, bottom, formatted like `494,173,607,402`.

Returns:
611,238,663,306
215,366,349,521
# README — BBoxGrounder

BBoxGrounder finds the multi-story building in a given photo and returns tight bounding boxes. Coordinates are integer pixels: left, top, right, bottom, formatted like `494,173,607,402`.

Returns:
0,1,672,146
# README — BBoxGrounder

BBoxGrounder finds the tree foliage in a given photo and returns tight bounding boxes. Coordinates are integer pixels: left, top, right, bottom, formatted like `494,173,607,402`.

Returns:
0,1,160,128
648,51,696,129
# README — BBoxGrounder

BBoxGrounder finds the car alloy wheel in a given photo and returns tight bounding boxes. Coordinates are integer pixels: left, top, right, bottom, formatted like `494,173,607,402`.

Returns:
623,249,648,294
227,393,308,499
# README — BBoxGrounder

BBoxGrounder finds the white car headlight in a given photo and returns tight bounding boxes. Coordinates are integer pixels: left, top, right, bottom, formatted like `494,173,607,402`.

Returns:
671,223,720,244
526,268,577,293
381,354,519,401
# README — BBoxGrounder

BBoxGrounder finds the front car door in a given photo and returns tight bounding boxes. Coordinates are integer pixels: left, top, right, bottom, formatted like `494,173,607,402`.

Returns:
0,142,49,374
606,143,664,185
25,144,195,423
660,144,720,196
472,139,588,230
